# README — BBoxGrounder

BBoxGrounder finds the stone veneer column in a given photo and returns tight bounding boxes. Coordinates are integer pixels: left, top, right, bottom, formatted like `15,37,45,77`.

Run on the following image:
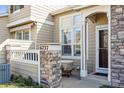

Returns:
111,5,124,87
40,50,62,88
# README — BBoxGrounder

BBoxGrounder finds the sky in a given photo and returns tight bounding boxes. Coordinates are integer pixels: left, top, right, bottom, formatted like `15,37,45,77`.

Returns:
0,5,7,14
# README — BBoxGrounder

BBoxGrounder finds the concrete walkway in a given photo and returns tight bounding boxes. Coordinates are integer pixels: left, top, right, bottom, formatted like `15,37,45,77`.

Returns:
62,71,109,88
62,77,104,88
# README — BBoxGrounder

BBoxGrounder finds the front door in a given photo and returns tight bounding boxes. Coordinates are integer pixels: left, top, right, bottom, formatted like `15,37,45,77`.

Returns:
96,25,108,74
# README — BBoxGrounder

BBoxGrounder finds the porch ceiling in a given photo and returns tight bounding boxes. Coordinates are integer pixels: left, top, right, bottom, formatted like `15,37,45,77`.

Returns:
87,13,107,23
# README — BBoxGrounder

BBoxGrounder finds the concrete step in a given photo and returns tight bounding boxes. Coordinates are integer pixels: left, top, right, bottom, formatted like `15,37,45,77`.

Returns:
82,75,111,85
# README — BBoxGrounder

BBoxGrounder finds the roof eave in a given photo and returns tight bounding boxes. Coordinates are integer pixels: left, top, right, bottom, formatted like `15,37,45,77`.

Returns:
51,5,91,15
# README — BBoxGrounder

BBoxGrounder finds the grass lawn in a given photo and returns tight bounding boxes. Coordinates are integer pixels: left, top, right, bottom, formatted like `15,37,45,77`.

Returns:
0,82,43,88
0,83,19,88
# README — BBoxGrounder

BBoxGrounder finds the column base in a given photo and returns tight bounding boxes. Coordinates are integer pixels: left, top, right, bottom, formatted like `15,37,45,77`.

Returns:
80,70,87,77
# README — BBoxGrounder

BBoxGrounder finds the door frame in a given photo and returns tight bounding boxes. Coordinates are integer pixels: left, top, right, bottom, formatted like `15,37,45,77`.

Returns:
96,25,108,74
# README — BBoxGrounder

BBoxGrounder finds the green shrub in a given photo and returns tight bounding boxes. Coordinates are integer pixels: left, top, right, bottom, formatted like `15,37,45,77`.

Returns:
24,76,33,86
10,74,18,82
10,74,43,88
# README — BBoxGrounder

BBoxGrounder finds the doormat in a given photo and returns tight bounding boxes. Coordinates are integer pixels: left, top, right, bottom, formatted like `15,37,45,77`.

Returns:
94,72,108,77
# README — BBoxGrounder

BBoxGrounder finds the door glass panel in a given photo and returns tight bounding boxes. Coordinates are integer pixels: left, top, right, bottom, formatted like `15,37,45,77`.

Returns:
99,30,108,68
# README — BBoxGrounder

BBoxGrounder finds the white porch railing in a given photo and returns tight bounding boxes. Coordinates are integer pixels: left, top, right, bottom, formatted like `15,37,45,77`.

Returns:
10,50,40,64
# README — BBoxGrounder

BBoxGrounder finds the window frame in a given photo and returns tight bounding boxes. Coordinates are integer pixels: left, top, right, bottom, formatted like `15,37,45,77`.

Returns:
23,30,30,40
10,5,24,14
16,31,23,40
15,29,31,40
60,13,82,59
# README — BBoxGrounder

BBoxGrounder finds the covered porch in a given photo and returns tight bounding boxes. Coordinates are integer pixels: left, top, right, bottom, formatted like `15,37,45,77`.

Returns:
59,6,111,83
79,5,111,82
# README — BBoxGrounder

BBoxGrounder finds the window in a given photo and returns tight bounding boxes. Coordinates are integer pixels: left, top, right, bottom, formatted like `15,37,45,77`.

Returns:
60,14,81,58
73,27,81,56
23,30,29,40
62,29,72,56
73,15,81,25
73,27,81,44
16,30,30,40
16,32,22,40
74,45,80,56
62,45,71,56
62,29,71,44
10,5,24,13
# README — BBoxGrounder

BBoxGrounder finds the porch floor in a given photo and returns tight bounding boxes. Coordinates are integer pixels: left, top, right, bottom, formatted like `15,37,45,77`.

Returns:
62,70,110,88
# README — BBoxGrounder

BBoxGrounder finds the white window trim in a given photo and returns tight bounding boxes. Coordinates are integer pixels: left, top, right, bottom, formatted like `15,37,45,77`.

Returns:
59,12,82,59
15,29,31,41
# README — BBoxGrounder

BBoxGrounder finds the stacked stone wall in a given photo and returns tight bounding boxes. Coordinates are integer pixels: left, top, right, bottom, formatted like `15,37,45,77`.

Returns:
40,50,62,88
111,5,124,87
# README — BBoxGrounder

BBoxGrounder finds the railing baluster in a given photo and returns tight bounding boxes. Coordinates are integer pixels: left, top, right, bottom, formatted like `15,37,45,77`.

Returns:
9,50,39,64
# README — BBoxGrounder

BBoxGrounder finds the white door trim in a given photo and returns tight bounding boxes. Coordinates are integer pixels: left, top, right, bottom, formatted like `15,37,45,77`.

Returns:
96,25,108,74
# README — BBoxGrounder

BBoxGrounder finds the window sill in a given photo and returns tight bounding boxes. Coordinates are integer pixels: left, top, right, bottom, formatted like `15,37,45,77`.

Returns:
62,56,80,60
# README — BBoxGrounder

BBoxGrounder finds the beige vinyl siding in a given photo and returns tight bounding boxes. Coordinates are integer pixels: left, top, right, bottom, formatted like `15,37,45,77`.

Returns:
30,5,66,48
0,16,10,44
8,39,35,50
31,24,37,41
31,5,53,22
36,22,54,48
31,5,66,23
87,19,96,73
0,49,6,64
11,61,38,82
0,16,10,63
8,6,31,23
30,24,37,49
31,5,66,47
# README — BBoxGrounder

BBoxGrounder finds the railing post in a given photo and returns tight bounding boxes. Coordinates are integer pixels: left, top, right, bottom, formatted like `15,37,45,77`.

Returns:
5,45,11,64
38,50,41,85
